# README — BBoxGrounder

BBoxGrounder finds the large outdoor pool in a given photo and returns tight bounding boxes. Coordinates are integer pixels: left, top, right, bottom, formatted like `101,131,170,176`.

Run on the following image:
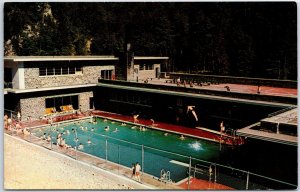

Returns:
31,117,229,182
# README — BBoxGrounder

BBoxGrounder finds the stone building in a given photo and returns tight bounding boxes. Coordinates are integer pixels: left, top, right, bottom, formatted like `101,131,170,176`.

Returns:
4,55,168,119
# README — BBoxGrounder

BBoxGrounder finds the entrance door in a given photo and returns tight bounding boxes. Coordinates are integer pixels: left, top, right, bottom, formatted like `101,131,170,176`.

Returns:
89,97,94,109
4,68,12,88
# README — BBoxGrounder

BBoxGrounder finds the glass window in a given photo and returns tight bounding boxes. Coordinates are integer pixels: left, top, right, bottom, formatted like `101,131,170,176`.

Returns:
55,67,62,75
75,66,82,72
39,65,82,76
39,67,47,76
69,67,76,74
146,64,153,70
139,64,144,70
62,67,68,75
47,67,54,76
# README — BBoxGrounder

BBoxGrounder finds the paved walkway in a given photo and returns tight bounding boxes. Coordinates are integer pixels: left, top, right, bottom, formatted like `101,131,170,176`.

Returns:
4,134,149,190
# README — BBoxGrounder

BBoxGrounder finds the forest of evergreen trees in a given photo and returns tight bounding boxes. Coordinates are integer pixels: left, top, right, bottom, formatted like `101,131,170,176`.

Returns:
4,2,297,80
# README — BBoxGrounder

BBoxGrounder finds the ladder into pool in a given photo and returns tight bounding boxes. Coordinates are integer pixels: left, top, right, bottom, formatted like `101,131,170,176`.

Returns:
160,169,172,183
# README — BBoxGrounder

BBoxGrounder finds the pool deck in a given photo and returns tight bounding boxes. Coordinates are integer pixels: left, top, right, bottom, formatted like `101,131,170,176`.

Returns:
5,129,232,190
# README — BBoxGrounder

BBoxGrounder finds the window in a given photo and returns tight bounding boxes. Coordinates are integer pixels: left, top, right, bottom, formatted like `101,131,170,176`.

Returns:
39,65,82,76
39,67,47,76
47,68,54,76
69,67,76,74
45,95,79,112
62,68,68,75
146,64,153,70
100,70,113,79
139,64,145,70
55,67,62,75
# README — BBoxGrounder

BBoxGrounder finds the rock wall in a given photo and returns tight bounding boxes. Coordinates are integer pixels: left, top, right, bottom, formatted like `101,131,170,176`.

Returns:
19,91,94,119
79,91,93,112
20,97,45,120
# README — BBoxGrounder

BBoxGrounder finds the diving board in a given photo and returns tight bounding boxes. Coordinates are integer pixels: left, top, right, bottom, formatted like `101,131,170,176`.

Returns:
170,160,189,167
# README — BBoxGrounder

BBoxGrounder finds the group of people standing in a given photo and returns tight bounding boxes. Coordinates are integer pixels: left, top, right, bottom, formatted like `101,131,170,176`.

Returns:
4,111,21,131
131,162,141,182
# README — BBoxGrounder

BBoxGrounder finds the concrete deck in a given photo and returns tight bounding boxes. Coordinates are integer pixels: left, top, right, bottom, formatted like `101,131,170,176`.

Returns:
236,107,298,146
261,108,298,125
143,78,297,98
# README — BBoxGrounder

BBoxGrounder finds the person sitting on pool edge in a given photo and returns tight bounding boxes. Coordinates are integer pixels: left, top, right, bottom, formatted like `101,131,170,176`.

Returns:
23,127,30,135
60,138,66,147
46,134,51,142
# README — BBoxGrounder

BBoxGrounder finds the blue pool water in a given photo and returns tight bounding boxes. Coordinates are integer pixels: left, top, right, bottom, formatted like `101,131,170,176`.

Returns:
32,117,228,182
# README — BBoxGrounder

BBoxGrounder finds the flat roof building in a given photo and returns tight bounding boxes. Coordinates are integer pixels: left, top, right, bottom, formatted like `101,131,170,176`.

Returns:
4,55,168,120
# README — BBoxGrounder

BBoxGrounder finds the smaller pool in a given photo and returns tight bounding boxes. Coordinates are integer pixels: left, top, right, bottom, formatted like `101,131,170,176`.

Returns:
32,117,229,182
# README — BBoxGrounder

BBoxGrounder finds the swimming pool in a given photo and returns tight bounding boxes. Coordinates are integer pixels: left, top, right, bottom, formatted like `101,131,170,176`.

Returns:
31,117,229,182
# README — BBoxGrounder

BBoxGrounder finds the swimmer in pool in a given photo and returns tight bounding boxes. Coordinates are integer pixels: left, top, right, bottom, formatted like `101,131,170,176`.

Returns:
104,126,110,131
91,128,94,132
164,133,168,136
41,133,47,140
78,143,84,150
113,128,118,132
103,119,107,122
87,139,92,144
180,135,185,140
66,130,70,134
131,126,136,129
121,123,126,126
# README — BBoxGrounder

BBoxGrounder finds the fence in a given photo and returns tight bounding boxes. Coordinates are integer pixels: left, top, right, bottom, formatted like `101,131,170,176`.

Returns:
4,113,297,190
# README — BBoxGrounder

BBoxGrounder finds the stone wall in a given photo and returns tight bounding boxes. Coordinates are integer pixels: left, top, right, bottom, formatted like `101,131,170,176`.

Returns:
20,97,45,120
79,91,93,112
24,65,115,89
19,91,93,120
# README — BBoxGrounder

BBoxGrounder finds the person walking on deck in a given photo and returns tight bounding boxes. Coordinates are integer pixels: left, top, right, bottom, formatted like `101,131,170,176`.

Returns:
135,162,141,182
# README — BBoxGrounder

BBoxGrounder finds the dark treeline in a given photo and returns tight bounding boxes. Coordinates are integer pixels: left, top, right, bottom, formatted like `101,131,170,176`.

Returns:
4,2,297,80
